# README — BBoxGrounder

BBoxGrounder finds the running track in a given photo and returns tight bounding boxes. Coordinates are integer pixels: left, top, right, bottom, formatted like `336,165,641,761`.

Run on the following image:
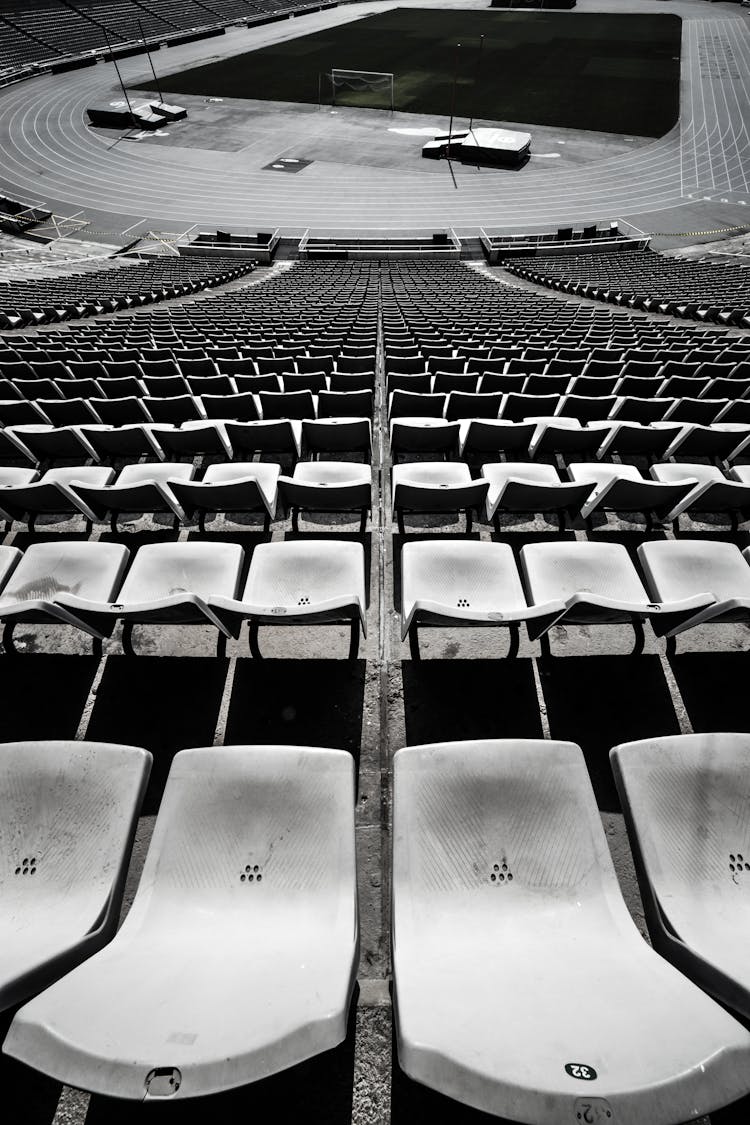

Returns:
0,0,749,236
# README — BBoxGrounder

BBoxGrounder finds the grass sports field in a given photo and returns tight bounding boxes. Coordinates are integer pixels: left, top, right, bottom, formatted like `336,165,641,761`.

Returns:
143,8,681,137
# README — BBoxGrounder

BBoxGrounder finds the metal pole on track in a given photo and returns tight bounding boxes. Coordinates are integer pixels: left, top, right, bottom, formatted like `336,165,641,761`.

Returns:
139,18,163,105
103,26,134,118
447,42,461,177
469,34,484,134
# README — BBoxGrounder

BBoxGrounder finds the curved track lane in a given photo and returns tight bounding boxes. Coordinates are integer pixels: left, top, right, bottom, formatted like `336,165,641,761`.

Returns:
0,1,748,234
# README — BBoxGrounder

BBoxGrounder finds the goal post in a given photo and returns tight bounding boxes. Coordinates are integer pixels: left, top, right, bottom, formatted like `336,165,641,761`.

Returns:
324,69,395,113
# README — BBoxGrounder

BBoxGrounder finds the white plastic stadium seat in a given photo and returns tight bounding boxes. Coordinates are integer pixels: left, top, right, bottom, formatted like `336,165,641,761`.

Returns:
400,540,558,658
148,421,233,460
70,463,194,529
389,417,460,459
60,542,244,654
170,462,280,531
209,539,367,658
5,745,358,1100
528,416,610,458
519,541,711,647
567,462,695,523
0,544,22,592
0,541,130,646
391,462,488,535
0,740,151,1012
0,466,115,527
458,419,536,460
595,420,683,460
650,463,750,523
278,461,371,533
637,538,750,639
612,733,750,1020
7,425,99,465
79,423,165,462
393,738,750,1123
482,462,594,530
661,422,750,463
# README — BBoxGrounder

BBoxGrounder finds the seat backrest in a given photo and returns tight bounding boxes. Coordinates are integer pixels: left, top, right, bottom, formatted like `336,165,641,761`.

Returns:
0,739,150,929
501,393,560,422
118,745,355,935
394,739,630,933
90,397,149,425
259,390,316,420
317,390,373,418
612,733,750,965
389,391,447,419
445,392,503,421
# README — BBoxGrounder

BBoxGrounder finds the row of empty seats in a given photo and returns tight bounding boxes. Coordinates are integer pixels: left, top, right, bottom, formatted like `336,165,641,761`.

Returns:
3,734,750,1123
0,0,329,75
0,458,372,531
6,385,748,434
400,537,750,655
386,387,750,426
0,386,372,427
7,456,750,535
2,533,747,658
392,460,750,533
383,367,750,398
384,348,750,378
0,538,367,655
0,416,371,468
507,248,750,326
0,256,253,327
393,416,750,464
0,356,375,381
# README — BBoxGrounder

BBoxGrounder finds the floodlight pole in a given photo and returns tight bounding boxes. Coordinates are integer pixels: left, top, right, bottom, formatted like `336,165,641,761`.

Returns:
469,34,484,133
139,18,163,104
103,26,134,118
447,42,461,172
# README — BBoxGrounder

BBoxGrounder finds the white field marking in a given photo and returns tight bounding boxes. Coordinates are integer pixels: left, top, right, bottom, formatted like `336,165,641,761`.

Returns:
386,127,443,136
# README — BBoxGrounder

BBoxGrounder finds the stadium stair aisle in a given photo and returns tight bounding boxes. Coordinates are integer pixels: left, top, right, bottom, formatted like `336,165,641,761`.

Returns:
1,259,750,1123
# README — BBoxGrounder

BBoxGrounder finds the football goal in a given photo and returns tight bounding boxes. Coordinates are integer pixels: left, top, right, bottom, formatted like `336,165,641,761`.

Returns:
320,69,395,113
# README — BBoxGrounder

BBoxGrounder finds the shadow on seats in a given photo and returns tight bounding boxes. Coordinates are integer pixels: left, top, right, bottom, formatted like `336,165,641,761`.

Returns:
225,659,366,768
670,652,750,732
85,657,227,814
402,659,543,745
0,654,99,740
0,1010,62,1125
83,992,358,1125
538,655,681,812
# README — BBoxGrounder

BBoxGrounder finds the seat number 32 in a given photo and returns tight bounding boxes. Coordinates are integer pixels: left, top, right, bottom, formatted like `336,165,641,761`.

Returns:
565,1062,598,1081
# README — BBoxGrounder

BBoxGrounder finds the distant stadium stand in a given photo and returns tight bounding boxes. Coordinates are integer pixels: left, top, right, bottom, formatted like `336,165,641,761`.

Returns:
0,255,253,328
0,0,340,79
507,248,750,326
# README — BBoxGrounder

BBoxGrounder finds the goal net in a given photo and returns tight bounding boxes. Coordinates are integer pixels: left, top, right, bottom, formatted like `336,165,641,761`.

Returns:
325,69,394,112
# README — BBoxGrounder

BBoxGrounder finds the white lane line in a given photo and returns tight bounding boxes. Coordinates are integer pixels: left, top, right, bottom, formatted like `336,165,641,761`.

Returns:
0,8,748,231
